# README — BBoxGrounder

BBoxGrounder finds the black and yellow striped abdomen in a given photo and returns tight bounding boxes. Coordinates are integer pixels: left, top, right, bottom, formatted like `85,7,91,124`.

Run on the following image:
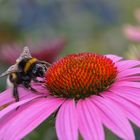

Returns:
18,58,38,74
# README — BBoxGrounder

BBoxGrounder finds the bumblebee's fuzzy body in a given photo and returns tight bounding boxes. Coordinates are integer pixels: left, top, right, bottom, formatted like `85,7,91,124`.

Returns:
0,47,50,101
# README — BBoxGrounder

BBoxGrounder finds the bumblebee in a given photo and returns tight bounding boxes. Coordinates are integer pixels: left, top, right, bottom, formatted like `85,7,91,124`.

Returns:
0,46,50,101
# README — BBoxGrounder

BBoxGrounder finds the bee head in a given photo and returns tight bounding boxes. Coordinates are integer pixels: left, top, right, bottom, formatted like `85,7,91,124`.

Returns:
32,63,47,78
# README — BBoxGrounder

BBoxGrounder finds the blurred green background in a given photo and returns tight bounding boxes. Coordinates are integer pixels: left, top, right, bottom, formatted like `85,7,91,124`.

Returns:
0,0,140,139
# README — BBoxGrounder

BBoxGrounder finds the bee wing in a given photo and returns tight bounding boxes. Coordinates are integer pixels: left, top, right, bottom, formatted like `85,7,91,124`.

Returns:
0,64,18,77
16,46,32,63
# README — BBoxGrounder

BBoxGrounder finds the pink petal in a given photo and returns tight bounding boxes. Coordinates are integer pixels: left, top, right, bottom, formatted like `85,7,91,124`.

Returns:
123,25,140,42
91,96,135,140
0,97,64,140
109,87,140,106
31,82,49,94
103,93,140,127
0,95,42,119
105,54,122,62
117,68,140,78
112,81,140,89
117,76,140,82
0,88,15,107
116,60,140,72
0,85,49,106
77,98,104,140
56,99,78,140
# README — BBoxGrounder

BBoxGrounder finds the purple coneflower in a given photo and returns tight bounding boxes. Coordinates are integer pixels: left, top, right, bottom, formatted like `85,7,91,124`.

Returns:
0,38,66,65
123,25,140,42
123,8,140,42
0,53,140,140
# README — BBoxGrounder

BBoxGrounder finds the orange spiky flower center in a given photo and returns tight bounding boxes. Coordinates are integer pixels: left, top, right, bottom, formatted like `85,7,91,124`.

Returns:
45,53,117,99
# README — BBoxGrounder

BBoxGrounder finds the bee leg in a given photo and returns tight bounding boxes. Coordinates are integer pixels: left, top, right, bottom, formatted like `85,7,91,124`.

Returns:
13,84,19,102
23,81,37,93
23,81,30,89
29,85,37,92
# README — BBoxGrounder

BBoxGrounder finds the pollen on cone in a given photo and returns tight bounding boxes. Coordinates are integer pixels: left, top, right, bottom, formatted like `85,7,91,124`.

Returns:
45,53,117,99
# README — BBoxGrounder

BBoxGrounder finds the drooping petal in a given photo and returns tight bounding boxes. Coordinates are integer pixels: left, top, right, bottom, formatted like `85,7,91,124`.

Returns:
0,88,15,107
0,95,42,119
109,87,140,106
116,75,140,82
105,54,122,62
56,99,78,140
91,96,135,140
77,98,104,140
103,93,140,127
116,60,140,72
117,68,140,78
112,81,140,89
0,97,64,140
0,86,42,107
0,85,49,106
